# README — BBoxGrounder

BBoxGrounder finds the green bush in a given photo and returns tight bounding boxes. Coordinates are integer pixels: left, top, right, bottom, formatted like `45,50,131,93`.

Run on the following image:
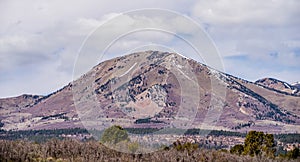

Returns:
100,125,129,144
230,144,244,155
286,147,299,159
128,141,139,153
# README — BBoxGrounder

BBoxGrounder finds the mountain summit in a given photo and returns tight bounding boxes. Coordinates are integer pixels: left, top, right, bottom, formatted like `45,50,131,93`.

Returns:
1,51,299,133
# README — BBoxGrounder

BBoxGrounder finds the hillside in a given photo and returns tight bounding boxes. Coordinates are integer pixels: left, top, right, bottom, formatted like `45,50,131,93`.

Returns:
255,78,300,96
0,51,299,133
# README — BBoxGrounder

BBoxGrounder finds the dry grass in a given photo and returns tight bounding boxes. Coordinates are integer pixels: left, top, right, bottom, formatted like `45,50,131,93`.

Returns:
0,139,298,162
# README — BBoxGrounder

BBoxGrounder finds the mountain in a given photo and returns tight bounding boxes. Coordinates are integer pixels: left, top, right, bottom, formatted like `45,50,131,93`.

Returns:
292,82,300,90
255,78,300,96
1,51,299,133
0,94,43,118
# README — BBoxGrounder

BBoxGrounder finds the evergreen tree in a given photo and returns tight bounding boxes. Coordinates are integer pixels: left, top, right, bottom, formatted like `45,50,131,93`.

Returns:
231,131,276,157
243,131,265,156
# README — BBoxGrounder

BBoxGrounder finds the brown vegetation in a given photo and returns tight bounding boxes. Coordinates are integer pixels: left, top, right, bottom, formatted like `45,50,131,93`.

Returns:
0,139,299,162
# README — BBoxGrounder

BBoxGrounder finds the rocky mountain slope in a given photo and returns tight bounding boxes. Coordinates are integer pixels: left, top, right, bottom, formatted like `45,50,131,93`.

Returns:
255,78,300,96
0,51,299,133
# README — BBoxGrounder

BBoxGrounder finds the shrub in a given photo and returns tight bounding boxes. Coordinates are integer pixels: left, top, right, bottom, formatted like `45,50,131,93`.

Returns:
100,125,129,144
286,147,299,159
0,139,296,162
230,144,244,155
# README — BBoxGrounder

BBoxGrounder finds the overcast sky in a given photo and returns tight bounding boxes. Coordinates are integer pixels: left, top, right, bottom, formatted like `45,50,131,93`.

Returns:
1,0,300,98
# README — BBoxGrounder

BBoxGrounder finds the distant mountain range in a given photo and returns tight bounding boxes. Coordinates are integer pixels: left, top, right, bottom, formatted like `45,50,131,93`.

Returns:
0,51,299,133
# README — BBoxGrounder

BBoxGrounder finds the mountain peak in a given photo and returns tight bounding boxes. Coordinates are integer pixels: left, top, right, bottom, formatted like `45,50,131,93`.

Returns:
1,51,300,133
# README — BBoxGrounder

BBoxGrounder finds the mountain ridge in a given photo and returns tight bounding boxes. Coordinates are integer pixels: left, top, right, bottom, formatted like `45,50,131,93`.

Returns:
255,78,300,96
0,51,299,133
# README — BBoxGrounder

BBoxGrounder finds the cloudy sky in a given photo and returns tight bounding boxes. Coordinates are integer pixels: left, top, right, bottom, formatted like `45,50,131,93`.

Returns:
0,0,300,98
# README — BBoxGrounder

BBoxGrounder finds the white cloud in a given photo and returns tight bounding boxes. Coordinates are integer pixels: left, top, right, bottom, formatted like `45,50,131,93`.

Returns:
191,0,300,83
0,0,198,97
1,0,300,97
192,0,300,26
72,11,213,78
284,40,300,49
